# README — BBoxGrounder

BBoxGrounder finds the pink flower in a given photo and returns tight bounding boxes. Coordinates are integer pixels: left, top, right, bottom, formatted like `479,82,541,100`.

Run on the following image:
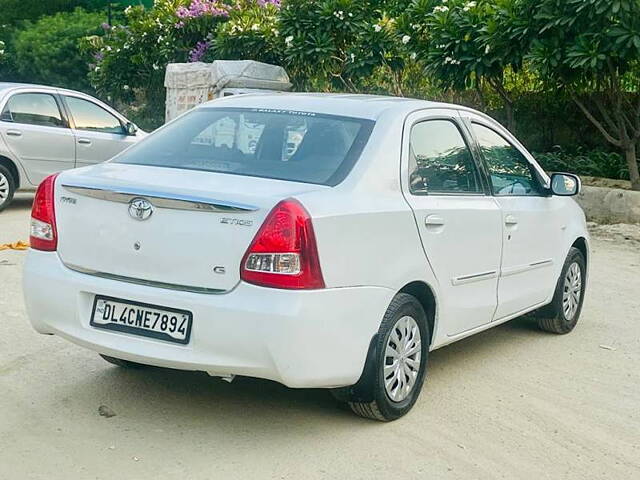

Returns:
175,1,232,19
189,40,210,62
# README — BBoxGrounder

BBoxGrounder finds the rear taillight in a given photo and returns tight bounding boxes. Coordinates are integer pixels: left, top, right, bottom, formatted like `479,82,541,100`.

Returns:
240,199,325,290
30,174,59,251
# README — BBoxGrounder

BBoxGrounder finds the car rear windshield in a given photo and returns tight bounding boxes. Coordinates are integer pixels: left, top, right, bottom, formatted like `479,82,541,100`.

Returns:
115,107,375,186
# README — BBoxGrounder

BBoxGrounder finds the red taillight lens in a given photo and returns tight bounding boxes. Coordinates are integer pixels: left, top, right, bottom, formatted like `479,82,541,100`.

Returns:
30,174,59,251
240,199,325,290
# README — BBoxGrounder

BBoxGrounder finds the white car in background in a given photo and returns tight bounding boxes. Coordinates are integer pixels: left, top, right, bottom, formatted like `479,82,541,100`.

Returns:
23,93,589,421
0,83,144,211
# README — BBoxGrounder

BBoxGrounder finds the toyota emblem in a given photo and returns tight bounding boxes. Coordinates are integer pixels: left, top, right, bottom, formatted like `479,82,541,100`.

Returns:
128,197,153,221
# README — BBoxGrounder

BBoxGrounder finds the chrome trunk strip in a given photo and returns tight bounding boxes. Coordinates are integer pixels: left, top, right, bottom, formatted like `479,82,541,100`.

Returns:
65,263,227,295
61,184,258,213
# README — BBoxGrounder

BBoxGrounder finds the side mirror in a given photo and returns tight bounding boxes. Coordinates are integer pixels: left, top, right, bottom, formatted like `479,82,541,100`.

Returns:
550,173,580,196
124,122,138,136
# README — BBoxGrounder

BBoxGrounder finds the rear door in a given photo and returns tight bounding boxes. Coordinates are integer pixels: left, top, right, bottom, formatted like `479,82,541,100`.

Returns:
0,91,75,185
62,94,138,167
401,110,503,336
465,115,560,319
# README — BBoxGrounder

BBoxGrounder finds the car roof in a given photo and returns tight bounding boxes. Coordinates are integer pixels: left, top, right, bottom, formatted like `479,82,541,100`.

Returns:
0,82,92,97
198,92,463,120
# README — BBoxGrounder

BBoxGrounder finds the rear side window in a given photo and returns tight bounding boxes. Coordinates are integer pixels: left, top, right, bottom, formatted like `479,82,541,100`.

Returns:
65,96,124,134
472,123,542,196
0,93,65,128
409,119,483,195
115,108,374,186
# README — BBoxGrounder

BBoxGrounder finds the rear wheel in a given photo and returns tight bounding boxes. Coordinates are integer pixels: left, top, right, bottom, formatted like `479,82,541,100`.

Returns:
0,165,16,212
342,293,429,421
99,354,146,368
537,247,586,334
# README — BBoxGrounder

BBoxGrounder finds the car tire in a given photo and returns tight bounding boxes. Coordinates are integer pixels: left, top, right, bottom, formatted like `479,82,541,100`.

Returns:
537,247,586,334
99,354,146,368
342,293,429,421
0,164,16,213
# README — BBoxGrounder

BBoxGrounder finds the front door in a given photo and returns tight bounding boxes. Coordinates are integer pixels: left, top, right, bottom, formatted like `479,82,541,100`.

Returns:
467,118,561,319
62,95,137,168
0,92,75,185
402,111,503,336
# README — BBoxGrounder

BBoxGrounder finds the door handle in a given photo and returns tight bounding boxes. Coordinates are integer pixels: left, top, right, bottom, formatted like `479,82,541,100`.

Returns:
77,138,92,145
6,129,22,137
425,214,445,226
505,214,518,226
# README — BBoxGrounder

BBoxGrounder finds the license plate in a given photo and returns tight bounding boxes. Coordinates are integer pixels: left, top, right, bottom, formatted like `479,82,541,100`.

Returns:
90,295,192,344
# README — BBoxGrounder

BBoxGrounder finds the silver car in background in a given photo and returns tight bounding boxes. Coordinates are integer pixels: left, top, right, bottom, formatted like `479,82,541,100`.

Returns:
0,83,144,211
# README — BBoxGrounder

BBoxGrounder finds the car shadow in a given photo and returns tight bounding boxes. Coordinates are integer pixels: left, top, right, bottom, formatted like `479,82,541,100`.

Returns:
4,193,33,211
59,315,543,431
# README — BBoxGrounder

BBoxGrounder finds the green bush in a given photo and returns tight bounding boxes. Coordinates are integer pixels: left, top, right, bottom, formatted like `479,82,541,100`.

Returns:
12,8,105,92
86,1,231,108
534,148,628,181
0,1,154,26
211,0,283,66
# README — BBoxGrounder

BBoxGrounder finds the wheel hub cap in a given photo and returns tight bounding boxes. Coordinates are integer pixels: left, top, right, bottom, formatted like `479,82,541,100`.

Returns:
562,262,582,320
0,173,8,203
384,315,422,402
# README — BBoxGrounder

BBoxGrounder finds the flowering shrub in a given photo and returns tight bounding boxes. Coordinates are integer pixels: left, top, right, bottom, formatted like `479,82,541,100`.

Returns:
211,0,282,66
84,1,229,115
402,0,528,131
86,1,286,111
279,0,410,91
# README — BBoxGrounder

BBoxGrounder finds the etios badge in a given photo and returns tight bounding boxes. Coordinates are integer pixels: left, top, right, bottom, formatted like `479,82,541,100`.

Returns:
128,197,153,221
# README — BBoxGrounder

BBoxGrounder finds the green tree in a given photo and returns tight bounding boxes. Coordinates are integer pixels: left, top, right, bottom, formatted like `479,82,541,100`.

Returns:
212,0,283,66
279,0,407,92
405,0,532,132
12,8,105,92
526,0,640,190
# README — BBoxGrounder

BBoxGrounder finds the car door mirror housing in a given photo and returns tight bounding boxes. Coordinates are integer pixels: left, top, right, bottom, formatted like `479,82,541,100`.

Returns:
550,173,580,196
124,122,138,136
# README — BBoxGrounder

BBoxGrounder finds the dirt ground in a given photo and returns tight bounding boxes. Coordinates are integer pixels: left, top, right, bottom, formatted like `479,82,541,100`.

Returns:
1,193,639,480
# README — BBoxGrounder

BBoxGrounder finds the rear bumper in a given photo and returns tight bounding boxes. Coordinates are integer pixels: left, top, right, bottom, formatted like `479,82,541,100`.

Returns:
23,250,394,388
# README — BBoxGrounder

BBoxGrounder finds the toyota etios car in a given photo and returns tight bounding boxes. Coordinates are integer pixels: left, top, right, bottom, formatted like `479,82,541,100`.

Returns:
0,83,144,211
23,94,588,421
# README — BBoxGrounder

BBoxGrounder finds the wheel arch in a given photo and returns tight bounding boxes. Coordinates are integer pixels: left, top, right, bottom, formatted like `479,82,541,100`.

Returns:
0,154,20,189
398,280,436,347
571,236,588,265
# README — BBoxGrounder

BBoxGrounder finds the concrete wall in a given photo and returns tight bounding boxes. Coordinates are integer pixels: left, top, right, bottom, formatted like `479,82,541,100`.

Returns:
576,185,640,224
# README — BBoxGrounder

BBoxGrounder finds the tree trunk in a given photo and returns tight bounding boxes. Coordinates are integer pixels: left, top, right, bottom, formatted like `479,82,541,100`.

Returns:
504,100,516,133
625,143,640,190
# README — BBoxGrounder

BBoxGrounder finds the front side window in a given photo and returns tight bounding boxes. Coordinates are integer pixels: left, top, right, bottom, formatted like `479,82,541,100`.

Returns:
115,108,374,186
65,96,124,134
472,123,542,196
1,93,64,128
409,119,483,195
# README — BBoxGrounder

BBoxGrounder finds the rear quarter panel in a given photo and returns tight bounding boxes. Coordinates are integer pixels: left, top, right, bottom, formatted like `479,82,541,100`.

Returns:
297,112,440,296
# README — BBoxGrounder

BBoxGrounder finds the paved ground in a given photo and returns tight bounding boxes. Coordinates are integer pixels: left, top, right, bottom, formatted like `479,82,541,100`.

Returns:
1,193,639,480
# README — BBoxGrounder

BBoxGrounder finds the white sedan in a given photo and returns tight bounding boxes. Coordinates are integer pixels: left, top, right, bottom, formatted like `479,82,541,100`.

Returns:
23,93,588,421
0,82,144,211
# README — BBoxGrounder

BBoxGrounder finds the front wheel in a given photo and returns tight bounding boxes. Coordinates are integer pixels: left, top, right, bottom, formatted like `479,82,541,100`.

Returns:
537,247,586,334
342,293,429,421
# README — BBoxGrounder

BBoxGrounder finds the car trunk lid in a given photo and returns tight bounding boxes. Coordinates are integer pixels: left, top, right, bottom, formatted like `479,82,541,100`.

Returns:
55,163,326,292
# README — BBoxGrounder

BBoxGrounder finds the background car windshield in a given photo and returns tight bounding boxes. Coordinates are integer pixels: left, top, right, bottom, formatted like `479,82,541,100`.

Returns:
115,108,374,185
